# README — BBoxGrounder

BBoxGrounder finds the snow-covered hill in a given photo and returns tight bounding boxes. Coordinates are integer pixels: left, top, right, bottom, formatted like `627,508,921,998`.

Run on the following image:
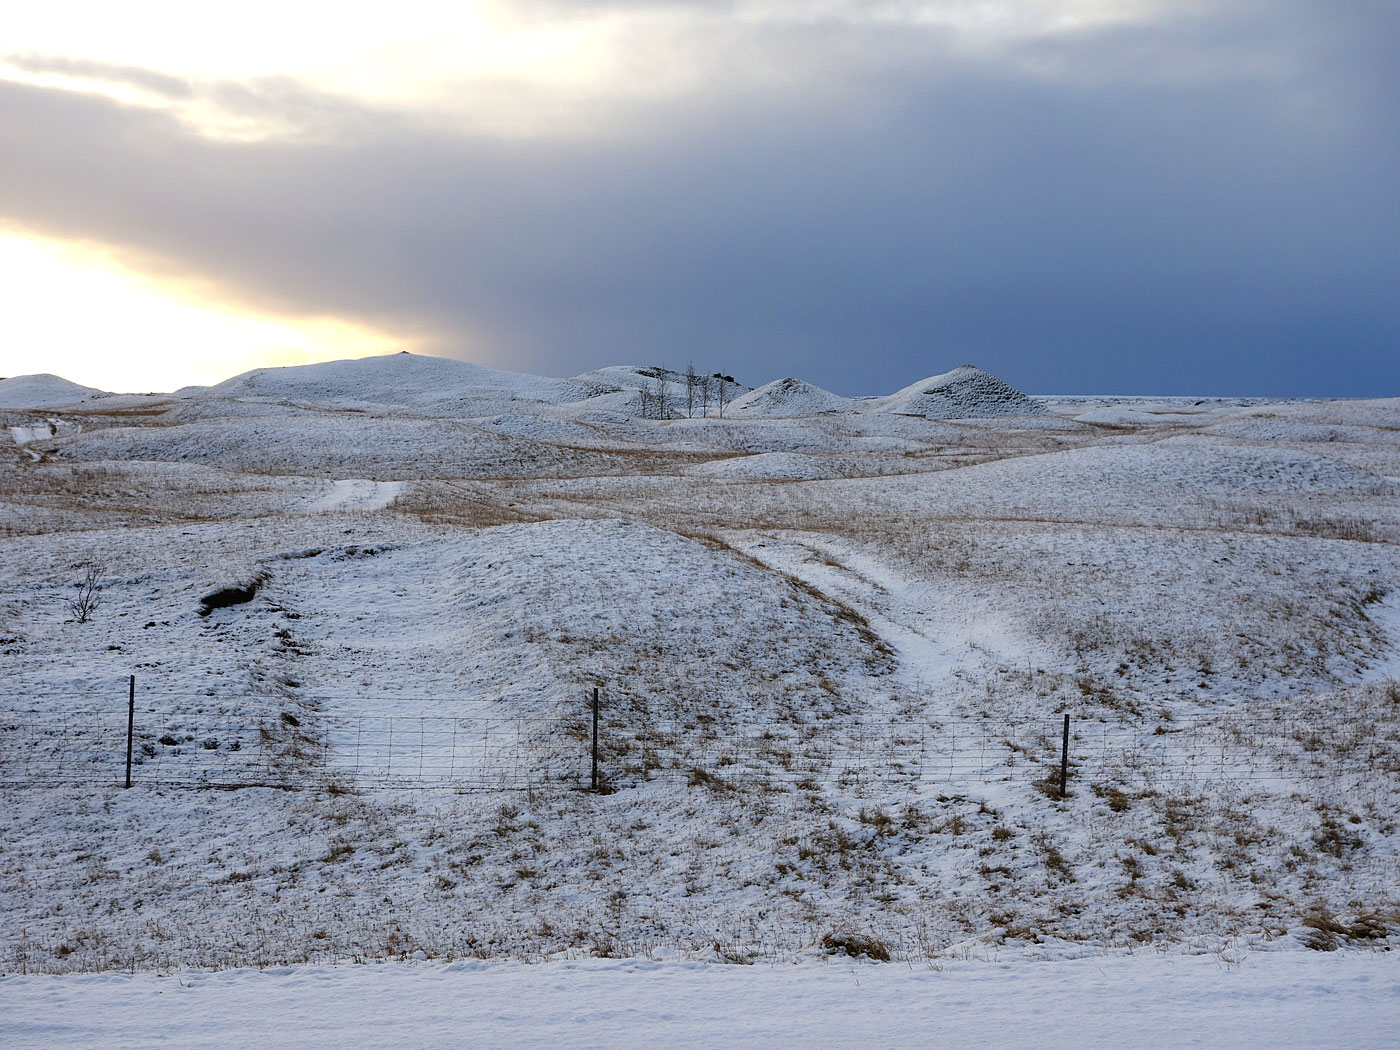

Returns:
875,365,1049,418
188,352,602,410
728,377,854,417
0,373,107,409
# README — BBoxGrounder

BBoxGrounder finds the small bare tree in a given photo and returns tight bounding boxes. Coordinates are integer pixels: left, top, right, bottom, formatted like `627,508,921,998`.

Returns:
67,562,104,623
716,374,733,419
654,366,671,420
700,374,713,417
684,360,699,418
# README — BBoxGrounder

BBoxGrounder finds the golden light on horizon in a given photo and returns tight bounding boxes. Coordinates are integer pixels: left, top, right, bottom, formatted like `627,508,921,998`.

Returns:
0,232,408,393
0,1,1199,390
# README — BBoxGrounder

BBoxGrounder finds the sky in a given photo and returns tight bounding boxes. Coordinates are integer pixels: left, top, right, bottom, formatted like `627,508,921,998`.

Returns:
0,0,1396,396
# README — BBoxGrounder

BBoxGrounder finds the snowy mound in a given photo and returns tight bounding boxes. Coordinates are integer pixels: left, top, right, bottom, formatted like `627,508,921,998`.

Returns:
727,378,854,417
192,352,599,409
687,451,834,480
0,373,107,409
875,365,1048,419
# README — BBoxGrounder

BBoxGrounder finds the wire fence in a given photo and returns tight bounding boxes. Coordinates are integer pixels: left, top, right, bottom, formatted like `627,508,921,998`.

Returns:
1,690,1395,793
0,709,558,791
622,713,1396,789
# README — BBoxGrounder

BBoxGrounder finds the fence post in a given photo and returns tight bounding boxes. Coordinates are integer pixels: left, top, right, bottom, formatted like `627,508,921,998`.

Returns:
591,687,600,792
124,674,135,789
1059,713,1070,799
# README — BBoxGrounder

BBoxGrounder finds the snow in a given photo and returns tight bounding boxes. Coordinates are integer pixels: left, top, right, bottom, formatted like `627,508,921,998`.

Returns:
567,366,752,419
0,374,106,409
1071,405,1181,426
2,953,1396,1050
569,364,663,391
2,355,1399,995
729,530,1038,698
189,352,600,409
728,377,855,417
8,421,58,445
49,413,612,480
687,451,834,480
875,365,1050,419
308,479,405,512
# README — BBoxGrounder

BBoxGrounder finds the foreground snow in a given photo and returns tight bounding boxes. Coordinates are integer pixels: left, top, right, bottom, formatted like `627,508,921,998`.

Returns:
3,953,1396,1050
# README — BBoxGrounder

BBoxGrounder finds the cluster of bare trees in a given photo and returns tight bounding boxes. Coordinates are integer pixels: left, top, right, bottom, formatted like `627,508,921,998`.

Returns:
636,369,671,420
638,363,737,420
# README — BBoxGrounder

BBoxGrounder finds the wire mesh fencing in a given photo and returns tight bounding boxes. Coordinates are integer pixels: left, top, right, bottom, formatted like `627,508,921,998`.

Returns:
612,710,1397,790
0,707,567,791
1,691,1395,793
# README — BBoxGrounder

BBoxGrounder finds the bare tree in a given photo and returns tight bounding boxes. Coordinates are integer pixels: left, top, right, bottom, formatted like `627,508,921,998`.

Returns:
700,373,713,417
654,366,671,420
67,562,103,623
684,360,699,418
716,373,733,419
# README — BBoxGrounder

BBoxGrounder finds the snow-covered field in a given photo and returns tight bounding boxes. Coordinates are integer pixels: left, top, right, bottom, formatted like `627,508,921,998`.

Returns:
1,353,1396,1033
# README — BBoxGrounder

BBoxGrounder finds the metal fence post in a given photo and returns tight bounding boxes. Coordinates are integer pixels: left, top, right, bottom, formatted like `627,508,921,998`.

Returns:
591,687,600,792
1059,713,1070,799
124,675,135,789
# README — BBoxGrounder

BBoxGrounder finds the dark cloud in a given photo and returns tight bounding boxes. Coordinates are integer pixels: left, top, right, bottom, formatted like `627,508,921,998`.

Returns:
1,0,1396,395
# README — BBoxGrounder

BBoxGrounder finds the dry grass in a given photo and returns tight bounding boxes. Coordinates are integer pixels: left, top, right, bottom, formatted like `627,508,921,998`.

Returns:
1301,905,1395,951
821,928,891,961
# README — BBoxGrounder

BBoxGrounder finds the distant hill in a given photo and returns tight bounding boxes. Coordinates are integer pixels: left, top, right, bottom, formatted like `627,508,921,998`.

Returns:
0,373,108,410
188,352,602,408
874,365,1049,419
5,355,1055,423
728,377,854,417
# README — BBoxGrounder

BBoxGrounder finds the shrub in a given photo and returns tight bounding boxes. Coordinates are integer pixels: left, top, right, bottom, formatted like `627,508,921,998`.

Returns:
65,563,103,623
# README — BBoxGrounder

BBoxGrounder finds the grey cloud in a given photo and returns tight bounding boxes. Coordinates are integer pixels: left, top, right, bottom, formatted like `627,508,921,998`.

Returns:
1,0,1396,396
3,51,391,143
3,50,195,99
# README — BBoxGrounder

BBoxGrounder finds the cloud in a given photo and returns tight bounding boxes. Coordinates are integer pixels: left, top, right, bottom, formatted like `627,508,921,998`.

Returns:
1,50,395,142
3,50,194,99
1,0,1396,395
